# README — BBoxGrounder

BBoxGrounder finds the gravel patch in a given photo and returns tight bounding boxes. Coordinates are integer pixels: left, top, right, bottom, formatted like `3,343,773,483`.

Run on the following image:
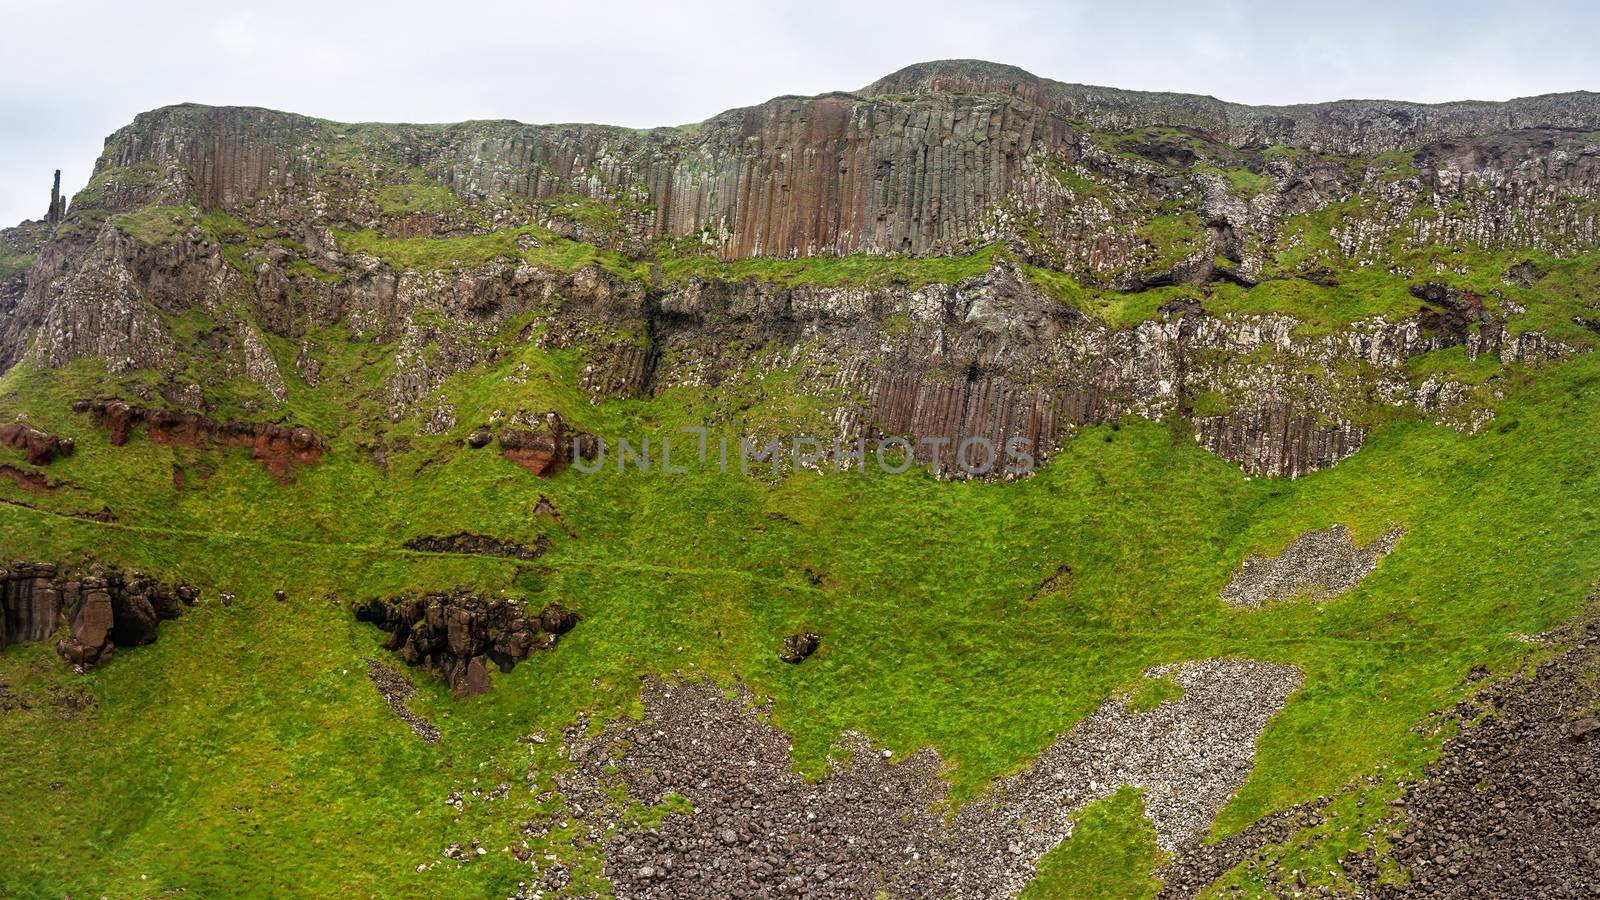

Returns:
365,658,440,742
1221,525,1404,609
1342,612,1600,898
552,657,1302,898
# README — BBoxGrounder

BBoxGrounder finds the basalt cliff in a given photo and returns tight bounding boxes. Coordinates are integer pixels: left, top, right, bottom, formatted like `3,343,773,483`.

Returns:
1,60,1595,477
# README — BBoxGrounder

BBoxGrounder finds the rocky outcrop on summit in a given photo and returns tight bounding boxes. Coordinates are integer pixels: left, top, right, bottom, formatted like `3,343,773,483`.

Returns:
75,399,326,478
355,592,579,697
82,67,1600,263
864,60,1600,155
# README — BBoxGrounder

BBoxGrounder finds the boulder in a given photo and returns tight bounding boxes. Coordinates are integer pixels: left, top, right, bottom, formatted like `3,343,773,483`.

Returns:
453,656,491,698
779,631,822,664
0,422,74,466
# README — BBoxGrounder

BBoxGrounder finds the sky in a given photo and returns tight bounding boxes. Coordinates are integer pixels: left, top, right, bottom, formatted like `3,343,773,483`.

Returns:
2,0,1597,227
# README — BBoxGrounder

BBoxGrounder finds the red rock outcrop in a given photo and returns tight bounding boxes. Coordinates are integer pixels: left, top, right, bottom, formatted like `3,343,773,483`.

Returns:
498,413,598,477
74,399,326,479
0,422,73,465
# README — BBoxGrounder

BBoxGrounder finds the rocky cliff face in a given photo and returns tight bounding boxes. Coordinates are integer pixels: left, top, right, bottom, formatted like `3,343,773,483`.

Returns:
0,562,196,668
0,60,1594,479
59,62,1600,260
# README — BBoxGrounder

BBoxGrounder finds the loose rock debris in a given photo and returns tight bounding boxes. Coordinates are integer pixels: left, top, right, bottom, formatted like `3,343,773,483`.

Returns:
550,657,1302,898
366,658,440,742
1221,524,1404,608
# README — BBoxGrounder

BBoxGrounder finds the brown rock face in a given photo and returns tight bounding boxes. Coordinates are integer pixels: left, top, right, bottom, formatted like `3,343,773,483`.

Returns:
0,563,65,649
0,422,73,465
60,587,114,668
0,463,54,492
355,592,579,696
74,399,326,479
498,413,598,477
6,61,1590,486
52,569,196,669
867,372,1059,474
1193,403,1367,480
82,64,1600,265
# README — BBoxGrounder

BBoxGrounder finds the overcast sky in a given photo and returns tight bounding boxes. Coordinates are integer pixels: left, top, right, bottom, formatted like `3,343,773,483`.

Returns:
3,0,1597,227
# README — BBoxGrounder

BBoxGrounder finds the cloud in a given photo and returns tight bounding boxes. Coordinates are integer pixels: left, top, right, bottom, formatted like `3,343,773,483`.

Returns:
2,0,1598,226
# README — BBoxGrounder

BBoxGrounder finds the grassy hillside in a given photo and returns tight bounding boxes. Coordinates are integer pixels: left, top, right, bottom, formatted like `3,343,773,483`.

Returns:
1,309,1596,897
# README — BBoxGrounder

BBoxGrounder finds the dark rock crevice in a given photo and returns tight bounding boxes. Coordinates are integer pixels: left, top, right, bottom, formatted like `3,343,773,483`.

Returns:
402,532,549,561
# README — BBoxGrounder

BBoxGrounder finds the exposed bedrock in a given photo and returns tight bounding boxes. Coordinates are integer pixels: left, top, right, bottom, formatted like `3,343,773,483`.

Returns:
497,412,600,478
17,231,1572,481
354,592,579,697
863,60,1600,156
0,563,66,649
401,532,549,560
4,62,1589,482
1192,403,1367,480
90,64,1600,262
554,658,1302,899
0,561,195,667
74,399,326,478
56,568,197,669
645,262,1565,477
0,423,74,466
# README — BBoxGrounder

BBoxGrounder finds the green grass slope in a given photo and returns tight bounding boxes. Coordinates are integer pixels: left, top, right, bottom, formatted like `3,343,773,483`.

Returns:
0,330,1596,897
